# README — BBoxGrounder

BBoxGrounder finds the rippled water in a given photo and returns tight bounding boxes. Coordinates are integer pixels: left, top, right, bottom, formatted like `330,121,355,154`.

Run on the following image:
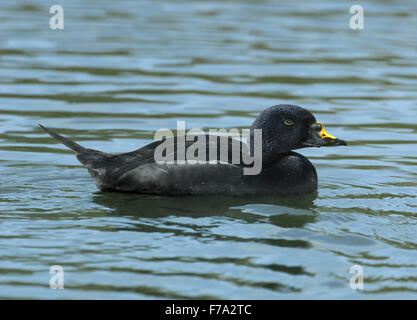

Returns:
1,0,417,299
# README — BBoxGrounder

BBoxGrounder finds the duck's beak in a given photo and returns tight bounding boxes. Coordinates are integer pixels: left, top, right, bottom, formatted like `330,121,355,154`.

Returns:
302,122,347,147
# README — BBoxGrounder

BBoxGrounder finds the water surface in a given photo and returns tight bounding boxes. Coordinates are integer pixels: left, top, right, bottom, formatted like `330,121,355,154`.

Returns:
1,0,417,299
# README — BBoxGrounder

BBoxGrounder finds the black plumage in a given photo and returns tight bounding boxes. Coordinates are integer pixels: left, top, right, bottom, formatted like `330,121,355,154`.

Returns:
40,104,346,196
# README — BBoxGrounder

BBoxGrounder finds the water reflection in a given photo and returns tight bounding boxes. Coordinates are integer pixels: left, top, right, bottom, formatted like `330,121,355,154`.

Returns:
93,191,317,221
93,192,318,249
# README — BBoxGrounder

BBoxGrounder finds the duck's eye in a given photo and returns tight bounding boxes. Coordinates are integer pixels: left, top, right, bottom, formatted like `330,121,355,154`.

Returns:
284,119,294,126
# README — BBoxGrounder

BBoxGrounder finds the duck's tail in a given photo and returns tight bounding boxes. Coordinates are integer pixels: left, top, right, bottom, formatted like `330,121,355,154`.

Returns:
39,124,87,155
39,124,110,169
39,124,116,190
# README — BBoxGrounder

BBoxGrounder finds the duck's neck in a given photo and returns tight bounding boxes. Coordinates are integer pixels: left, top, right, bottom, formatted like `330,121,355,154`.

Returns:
248,130,290,165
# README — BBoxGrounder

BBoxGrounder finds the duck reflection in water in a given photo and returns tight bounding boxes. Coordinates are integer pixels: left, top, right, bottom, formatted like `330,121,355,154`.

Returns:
93,191,317,229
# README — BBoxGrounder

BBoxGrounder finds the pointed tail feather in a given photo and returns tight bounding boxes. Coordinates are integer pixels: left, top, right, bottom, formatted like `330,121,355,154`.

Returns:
39,124,90,155
39,124,117,190
39,124,110,167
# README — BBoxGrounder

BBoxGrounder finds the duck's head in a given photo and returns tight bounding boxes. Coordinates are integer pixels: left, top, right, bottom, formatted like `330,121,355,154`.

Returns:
249,104,347,163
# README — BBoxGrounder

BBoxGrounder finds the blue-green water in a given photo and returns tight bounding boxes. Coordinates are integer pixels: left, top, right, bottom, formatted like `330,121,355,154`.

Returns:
0,0,417,299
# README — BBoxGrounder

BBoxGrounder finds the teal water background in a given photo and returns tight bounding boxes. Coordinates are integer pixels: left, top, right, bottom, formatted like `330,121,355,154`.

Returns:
0,0,416,299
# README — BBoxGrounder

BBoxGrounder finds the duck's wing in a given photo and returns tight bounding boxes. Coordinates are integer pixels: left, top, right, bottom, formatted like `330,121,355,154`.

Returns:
110,135,247,194
116,135,246,166
110,135,247,185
